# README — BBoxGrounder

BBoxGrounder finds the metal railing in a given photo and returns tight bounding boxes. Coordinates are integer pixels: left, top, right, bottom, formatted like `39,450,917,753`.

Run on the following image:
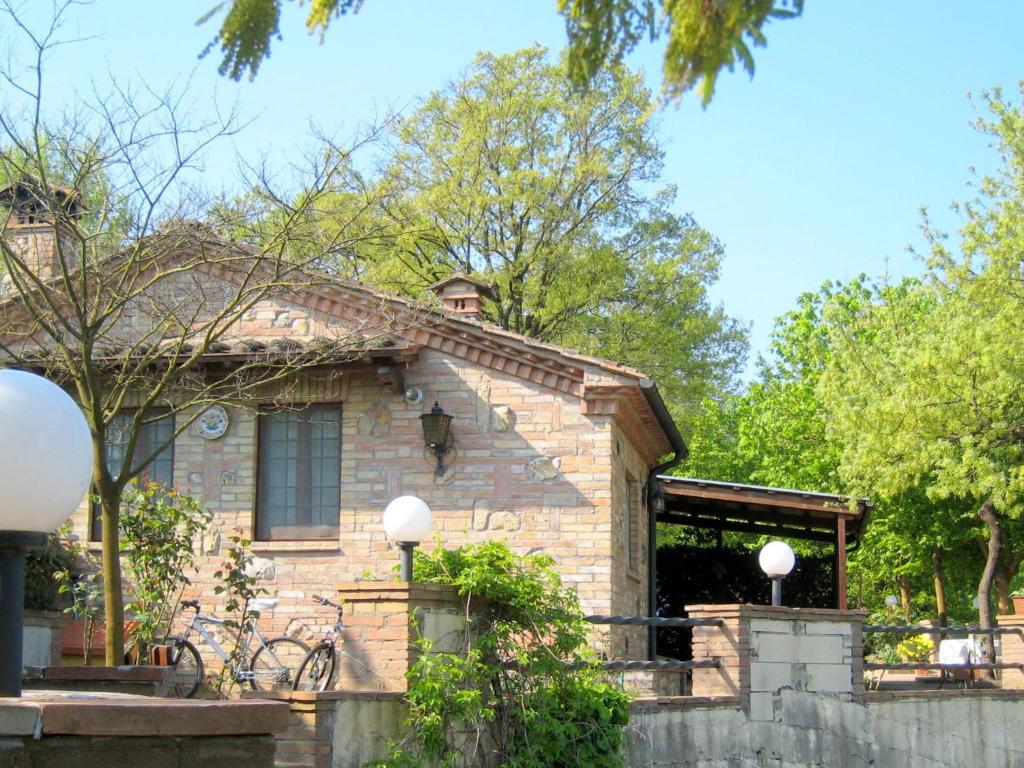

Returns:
863,624,1024,676
584,615,722,672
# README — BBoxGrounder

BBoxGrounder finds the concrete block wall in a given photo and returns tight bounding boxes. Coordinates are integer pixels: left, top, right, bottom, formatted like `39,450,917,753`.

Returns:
22,610,64,668
251,690,406,768
688,604,865,710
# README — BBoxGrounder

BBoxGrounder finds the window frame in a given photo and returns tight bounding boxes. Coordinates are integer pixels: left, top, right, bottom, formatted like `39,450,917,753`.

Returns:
90,406,176,541
626,473,640,574
254,402,343,542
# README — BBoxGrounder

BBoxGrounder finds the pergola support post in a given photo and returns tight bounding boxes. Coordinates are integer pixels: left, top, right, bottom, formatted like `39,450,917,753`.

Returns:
836,516,848,610
648,491,658,661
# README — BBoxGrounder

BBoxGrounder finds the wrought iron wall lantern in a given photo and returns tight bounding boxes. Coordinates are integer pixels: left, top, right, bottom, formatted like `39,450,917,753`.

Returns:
420,401,453,476
646,480,666,517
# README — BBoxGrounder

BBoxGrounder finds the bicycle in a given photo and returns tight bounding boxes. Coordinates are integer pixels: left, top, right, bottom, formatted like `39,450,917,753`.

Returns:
166,597,310,697
293,594,344,692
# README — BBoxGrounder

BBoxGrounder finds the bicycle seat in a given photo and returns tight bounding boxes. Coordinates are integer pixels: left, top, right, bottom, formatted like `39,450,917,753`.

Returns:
248,597,279,612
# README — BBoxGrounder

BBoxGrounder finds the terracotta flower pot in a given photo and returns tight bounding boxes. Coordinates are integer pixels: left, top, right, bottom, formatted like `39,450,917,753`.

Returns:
149,645,174,666
1012,595,1024,614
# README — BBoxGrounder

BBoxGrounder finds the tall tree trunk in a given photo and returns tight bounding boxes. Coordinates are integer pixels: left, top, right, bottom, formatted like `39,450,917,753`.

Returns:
100,491,125,666
896,574,912,623
994,549,1023,615
977,500,1001,669
994,571,1012,616
932,547,947,629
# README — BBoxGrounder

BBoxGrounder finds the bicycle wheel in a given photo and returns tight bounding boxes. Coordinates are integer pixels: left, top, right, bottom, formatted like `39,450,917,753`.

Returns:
167,638,203,698
249,636,310,691
294,642,336,692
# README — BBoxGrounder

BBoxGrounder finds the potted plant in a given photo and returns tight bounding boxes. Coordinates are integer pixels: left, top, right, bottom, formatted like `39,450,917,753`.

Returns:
1010,590,1024,614
896,634,936,682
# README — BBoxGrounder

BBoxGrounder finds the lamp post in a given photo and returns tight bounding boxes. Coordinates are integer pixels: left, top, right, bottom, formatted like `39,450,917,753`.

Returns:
758,541,796,607
0,370,92,696
382,496,433,582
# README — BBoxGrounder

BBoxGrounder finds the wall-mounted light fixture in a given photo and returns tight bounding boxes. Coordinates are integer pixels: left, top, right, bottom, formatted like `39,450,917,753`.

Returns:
646,480,666,517
420,401,453,476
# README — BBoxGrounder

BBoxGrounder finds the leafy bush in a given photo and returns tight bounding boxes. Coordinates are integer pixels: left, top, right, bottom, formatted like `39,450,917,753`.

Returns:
25,524,80,611
370,541,630,768
120,483,212,657
212,531,266,696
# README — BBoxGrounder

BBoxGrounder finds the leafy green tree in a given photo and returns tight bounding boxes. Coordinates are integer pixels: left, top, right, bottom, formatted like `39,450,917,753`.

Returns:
320,47,746,423
677,279,979,623
199,0,803,105
820,86,1024,644
679,279,868,492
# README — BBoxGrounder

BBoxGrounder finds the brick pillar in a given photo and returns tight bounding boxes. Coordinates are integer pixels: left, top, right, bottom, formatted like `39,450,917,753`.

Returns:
997,613,1024,689
335,582,467,692
688,604,866,716
688,604,748,700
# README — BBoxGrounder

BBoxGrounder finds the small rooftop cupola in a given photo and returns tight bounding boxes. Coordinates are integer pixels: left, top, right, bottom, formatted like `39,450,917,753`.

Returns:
429,272,495,321
0,175,82,282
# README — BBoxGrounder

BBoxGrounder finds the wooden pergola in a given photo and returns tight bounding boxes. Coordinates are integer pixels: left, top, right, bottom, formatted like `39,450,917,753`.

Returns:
655,476,871,610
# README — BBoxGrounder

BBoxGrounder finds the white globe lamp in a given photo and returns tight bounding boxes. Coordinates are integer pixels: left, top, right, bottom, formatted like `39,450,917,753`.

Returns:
382,496,432,581
758,541,796,607
0,370,92,696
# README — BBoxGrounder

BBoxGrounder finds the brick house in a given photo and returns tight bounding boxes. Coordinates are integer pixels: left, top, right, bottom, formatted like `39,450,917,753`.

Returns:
1,189,684,664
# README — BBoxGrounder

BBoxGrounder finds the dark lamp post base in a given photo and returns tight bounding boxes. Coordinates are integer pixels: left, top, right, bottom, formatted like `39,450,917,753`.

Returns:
771,577,783,607
398,542,416,582
0,531,49,697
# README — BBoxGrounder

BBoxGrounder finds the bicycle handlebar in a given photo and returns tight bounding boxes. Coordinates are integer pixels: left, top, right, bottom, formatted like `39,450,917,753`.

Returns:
181,599,200,610
312,594,342,612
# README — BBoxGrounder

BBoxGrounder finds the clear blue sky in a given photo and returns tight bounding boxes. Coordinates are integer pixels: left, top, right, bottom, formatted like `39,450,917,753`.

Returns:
9,2,1024,376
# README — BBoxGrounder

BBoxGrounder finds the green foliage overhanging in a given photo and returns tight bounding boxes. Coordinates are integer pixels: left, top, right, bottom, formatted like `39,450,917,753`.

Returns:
199,0,804,107
370,541,630,768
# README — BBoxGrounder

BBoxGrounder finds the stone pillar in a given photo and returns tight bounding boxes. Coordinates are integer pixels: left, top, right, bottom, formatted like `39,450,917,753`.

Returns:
688,604,865,717
997,612,1024,689
335,582,468,692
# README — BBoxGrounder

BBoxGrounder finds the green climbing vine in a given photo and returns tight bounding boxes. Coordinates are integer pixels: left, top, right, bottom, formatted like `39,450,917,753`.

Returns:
370,541,630,768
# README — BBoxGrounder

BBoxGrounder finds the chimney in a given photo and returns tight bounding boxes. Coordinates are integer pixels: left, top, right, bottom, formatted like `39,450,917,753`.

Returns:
0,175,82,283
429,272,495,321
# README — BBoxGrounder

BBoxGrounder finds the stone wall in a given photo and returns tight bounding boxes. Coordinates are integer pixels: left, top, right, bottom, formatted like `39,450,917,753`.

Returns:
22,611,64,669
68,344,653,674
627,689,1024,767
253,690,407,768
0,695,287,768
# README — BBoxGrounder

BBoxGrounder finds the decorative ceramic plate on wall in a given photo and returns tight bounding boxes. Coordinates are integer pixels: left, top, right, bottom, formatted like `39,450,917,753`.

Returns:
196,405,229,439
